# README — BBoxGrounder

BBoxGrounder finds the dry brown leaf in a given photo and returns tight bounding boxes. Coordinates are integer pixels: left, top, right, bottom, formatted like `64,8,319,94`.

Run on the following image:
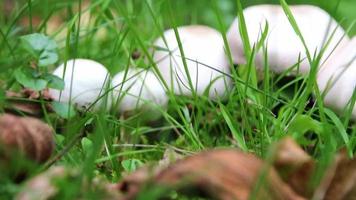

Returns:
117,165,158,199
273,137,315,198
313,150,356,200
5,89,53,116
0,114,54,163
117,148,184,199
118,149,305,200
22,88,53,101
16,167,66,200
16,166,122,200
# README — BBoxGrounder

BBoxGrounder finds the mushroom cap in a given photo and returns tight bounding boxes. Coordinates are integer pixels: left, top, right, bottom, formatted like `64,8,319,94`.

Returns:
317,37,356,118
112,68,168,112
153,25,231,98
49,58,110,110
227,4,349,75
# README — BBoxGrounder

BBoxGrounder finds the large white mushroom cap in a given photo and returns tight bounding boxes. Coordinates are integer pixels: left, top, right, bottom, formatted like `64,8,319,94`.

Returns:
112,68,168,112
153,25,231,98
317,37,356,118
49,58,110,110
227,5,349,75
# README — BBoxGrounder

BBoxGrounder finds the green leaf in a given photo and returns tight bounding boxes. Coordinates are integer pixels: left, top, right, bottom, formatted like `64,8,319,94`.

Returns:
52,101,76,119
39,51,58,67
121,159,144,172
219,103,248,151
324,108,352,157
55,134,65,145
236,0,251,57
81,137,94,155
288,114,324,137
279,0,311,64
14,68,47,91
43,73,65,90
20,33,58,67
21,33,57,52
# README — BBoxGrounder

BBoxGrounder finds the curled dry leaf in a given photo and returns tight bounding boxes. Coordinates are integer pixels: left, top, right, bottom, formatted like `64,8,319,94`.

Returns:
22,88,53,100
273,137,315,198
0,114,54,163
118,149,305,200
5,89,53,116
117,148,184,199
16,166,122,200
313,150,356,200
117,165,157,199
16,167,66,200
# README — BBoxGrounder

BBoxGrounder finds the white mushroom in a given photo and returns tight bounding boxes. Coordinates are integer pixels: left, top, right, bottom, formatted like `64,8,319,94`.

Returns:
317,37,356,118
153,25,231,98
227,5,349,75
112,68,168,113
49,58,111,110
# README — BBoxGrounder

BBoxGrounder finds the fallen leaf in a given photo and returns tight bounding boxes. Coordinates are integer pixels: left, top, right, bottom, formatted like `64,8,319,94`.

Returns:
5,89,53,116
117,165,158,199
313,150,356,200
273,137,315,198
22,88,53,100
16,166,122,200
16,167,66,200
117,148,184,199
118,149,305,200
0,114,54,163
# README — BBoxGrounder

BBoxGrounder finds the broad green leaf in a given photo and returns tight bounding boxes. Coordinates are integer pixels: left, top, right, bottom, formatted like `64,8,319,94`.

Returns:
52,101,76,119
20,33,57,52
43,73,64,90
55,134,65,145
39,51,58,66
14,68,47,91
288,114,324,137
81,137,94,155
20,33,58,67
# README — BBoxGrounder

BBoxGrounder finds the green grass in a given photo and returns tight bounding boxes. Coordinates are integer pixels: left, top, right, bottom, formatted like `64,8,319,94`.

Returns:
1,0,356,199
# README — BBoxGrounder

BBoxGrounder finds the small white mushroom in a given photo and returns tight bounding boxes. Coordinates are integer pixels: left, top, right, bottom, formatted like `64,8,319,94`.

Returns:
317,37,356,118
153,25,231,98
112,68,168,113
227,5,349,75
49,58,111,110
